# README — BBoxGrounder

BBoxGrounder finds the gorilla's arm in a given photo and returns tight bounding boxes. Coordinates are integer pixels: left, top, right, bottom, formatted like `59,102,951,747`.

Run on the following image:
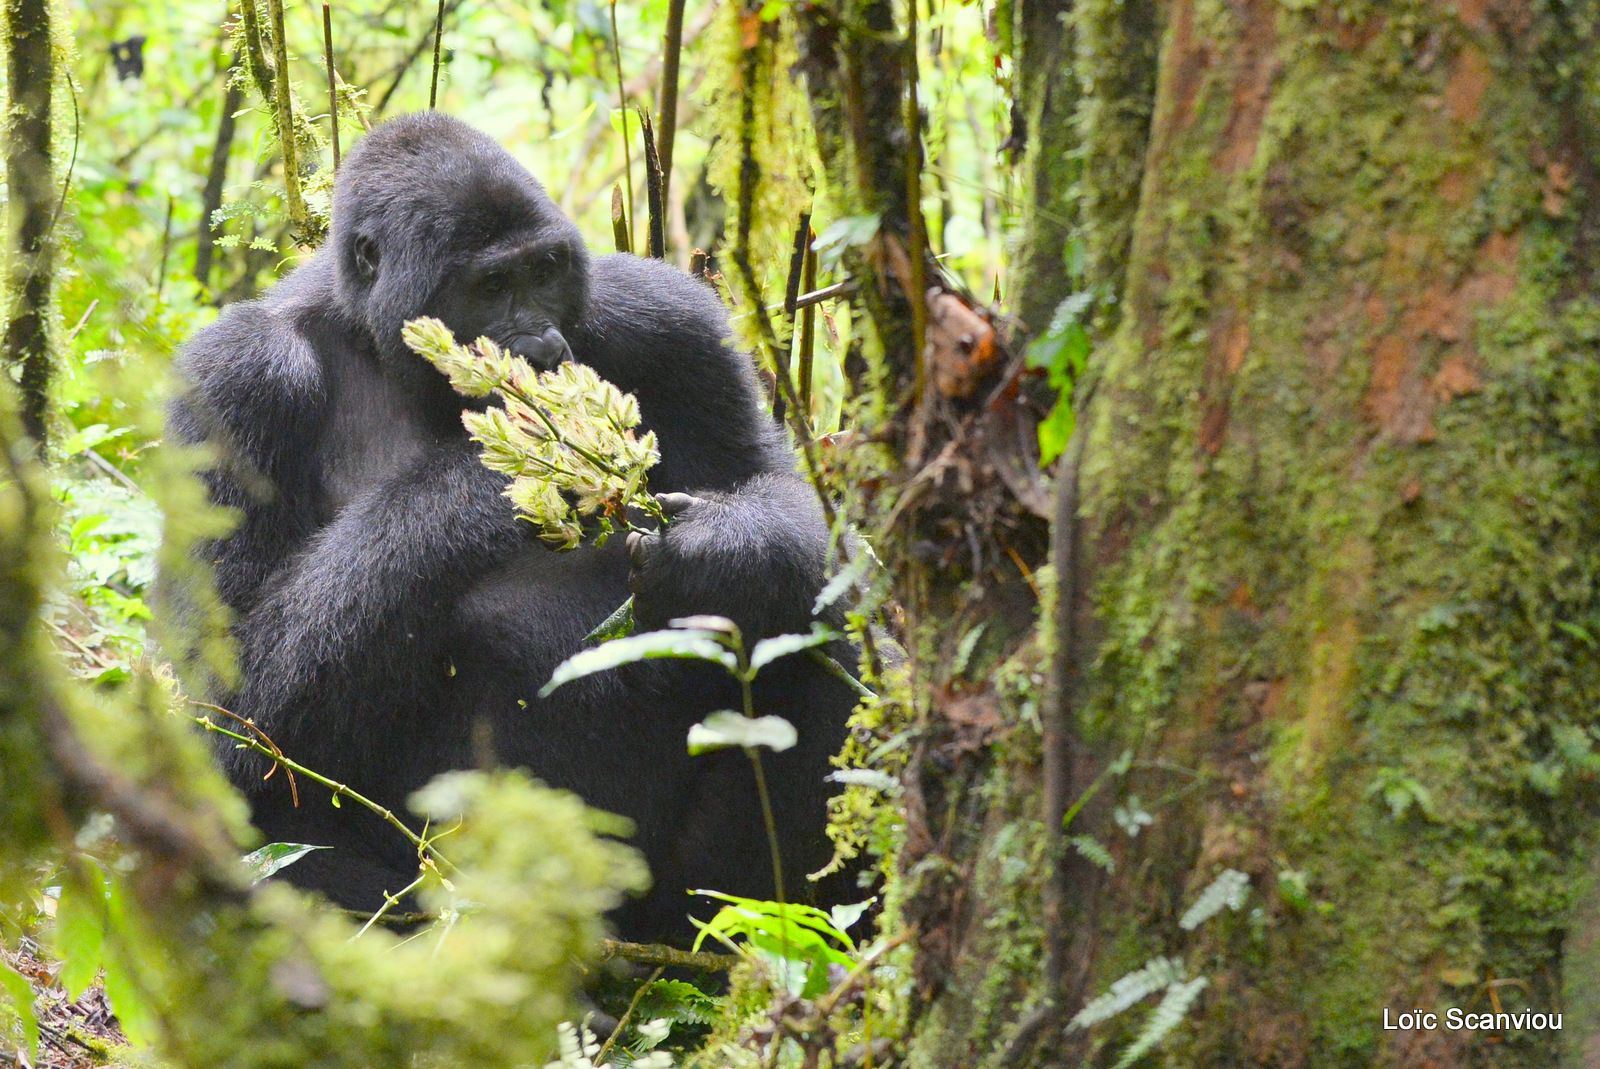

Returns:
574,256,834,640
229,441,528,780
174,282,529,783
171,299,329,617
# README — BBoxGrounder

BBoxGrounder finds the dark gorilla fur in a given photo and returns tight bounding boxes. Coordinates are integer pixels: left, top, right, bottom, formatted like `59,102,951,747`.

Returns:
170,113,857,942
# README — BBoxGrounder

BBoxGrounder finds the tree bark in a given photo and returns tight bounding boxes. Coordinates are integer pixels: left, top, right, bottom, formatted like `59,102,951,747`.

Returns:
805,0,1600,1065
1067,0,1600,1064
4,0,55,448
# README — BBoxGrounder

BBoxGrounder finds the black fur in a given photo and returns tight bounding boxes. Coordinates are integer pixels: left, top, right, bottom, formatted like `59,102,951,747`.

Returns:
170,113,856,941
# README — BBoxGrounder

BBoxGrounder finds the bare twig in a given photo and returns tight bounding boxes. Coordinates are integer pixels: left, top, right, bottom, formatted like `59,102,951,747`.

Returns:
608,0,634,251
655,0,685,204
798,230,817,421
323,2,340,167
638,106,665,258
594,966,665,1065
194,713,453,870
428,0,445,107
775,212,812,428
597,940,740,972
373,0,464,115
611,184,631,253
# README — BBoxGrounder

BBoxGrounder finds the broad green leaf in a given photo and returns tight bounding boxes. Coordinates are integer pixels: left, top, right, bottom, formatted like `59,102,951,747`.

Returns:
583,595,636,643
0,962,38,1058
749,626,837,674
686,711,797,755
541,629,737,696
241,842,330,885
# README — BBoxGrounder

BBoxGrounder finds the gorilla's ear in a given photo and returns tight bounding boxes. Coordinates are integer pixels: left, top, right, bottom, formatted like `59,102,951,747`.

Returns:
353,234,380,281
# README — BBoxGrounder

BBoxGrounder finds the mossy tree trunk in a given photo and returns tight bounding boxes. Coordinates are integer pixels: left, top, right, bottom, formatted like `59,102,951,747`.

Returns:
805,0,1600,1066
4,0,56,448
1067,0,1600,1064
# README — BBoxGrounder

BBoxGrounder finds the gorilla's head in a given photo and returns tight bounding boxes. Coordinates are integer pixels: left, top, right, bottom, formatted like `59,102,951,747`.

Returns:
331,112,592,375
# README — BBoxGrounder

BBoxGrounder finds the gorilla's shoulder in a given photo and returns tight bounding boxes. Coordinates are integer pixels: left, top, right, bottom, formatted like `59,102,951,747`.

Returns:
173,255,339,438
578,254,731,346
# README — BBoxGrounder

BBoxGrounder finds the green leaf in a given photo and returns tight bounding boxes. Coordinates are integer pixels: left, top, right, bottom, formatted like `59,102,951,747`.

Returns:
1037,398,1075,467
0,961,39,1059
1178,868,1250,930
1067,957,1186,1031
686,711,797,754
1070,835,1116,873
541,629,738,696
1109,977,1208,1069
749,626,838,674
241,842,330,885
51,876,107,1000
829,898,875,933
813,557,867,615
583,595,636,643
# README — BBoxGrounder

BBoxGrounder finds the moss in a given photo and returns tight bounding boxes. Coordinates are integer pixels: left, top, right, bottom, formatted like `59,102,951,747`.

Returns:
1071,0,1600,1063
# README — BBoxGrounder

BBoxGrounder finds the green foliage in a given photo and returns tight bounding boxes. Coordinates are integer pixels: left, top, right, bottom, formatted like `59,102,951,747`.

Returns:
690,892,856,999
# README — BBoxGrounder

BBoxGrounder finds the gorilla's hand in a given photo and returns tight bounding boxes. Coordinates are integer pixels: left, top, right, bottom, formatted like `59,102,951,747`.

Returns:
626,477,829,641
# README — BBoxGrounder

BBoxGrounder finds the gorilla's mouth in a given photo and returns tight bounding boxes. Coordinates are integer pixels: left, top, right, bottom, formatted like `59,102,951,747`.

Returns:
504,329,572,372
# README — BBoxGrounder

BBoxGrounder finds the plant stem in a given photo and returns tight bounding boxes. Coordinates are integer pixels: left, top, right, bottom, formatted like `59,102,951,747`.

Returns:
594,966,664,1065
609,0,634,252
195,716,453,870
428,0,445,107
322,1,340,167
739,666,789,967
656,0,685,204
353,872,426,938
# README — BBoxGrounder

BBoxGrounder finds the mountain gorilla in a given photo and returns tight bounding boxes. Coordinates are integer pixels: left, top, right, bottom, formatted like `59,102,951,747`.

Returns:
170,113,858,942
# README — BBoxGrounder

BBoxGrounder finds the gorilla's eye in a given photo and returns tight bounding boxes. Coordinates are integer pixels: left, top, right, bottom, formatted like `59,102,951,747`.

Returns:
480,271,512,296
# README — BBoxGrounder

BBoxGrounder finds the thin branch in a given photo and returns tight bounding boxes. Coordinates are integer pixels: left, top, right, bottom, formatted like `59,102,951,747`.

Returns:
655,0,686,204
594,966,665,1065
373,0,464,115
798,230,817,421
323,2,340,167
428,0,445,108
638,106,665,258
194,713,453,870
597,940,740,972
608,0,634,251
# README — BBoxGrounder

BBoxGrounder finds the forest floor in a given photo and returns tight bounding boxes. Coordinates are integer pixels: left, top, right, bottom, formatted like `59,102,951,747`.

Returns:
1,942,127,1069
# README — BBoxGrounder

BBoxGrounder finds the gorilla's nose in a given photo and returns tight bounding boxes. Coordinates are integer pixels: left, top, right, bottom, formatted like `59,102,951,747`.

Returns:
507,328,572,371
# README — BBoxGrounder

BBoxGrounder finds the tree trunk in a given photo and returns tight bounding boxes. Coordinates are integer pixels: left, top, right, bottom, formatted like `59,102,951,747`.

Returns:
805,0,1600,1065
4,0,55,448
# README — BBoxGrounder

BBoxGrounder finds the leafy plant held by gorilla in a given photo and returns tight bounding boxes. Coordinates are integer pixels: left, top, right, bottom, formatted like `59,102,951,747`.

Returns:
402,316,667,550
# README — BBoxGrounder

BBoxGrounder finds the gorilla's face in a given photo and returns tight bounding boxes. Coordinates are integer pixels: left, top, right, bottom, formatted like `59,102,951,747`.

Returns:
331,113,593,382
423,232,585,371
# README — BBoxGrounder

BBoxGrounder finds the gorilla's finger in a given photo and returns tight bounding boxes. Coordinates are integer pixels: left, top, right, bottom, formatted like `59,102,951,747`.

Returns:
627,529,658,568
656,492,703,517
